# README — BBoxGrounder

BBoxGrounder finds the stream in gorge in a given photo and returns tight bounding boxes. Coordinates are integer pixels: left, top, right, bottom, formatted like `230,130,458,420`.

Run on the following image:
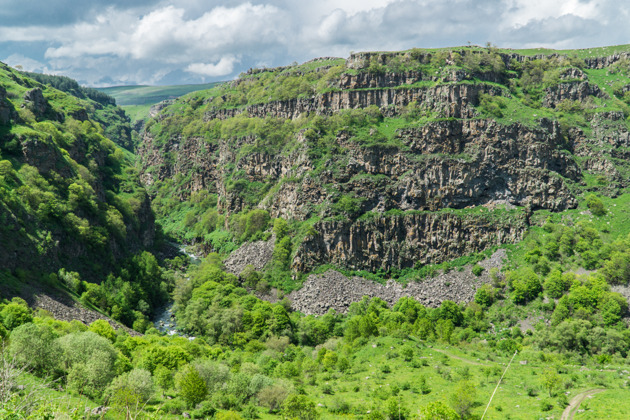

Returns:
152,243,201,336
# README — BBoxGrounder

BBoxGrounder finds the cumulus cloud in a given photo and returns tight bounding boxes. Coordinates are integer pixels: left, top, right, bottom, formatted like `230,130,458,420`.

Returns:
1,0,629,86
3,54,49,73
186,56,239,77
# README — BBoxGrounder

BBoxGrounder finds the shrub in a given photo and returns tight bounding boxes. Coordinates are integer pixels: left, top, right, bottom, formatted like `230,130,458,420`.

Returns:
328,397,351,414
585,194,606,216
88,319,117,342
104,368,154,412
192,401,217,419
8,323,60,375
176,365,208,408
472,264,484,276
57,331,118,398
540,400,554,411
282,394,319,420
1,302,32,331
257,385,289,413
418,400,458,420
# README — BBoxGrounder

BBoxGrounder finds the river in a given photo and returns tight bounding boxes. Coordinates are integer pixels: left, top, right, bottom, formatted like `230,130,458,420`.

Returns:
152,243,200,336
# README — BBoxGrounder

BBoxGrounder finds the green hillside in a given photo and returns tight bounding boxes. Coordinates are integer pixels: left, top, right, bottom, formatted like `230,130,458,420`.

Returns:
97,83,221,124
3,45,630,419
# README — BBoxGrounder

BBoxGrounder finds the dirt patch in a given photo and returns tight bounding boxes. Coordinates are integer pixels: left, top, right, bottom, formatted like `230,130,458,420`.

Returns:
431,348,492,367
288,249,507,315
561,389,605,420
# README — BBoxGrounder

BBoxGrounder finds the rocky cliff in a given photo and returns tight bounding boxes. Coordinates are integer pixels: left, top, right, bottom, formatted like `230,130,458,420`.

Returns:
138,46,630,274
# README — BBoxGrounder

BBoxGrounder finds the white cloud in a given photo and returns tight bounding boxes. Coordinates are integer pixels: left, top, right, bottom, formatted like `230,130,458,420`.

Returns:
2,0,630,86
44,3,289,63
186,56,239,77
4,54,48,73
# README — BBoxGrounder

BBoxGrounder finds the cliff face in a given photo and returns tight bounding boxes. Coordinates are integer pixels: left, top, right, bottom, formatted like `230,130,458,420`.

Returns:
142,116,578,218
203,83,499,121
138,47,630,273
293,211,526,272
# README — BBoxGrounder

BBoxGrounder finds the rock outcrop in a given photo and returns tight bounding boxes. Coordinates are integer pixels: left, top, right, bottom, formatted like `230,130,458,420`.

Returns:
203,83,501,121
293,211,525,272
22,87,48,117
138,48,630,276
543,81,608,108
0,86,15,124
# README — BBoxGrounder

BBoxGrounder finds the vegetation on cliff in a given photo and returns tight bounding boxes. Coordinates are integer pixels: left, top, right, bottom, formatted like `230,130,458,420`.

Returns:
0,62,172,331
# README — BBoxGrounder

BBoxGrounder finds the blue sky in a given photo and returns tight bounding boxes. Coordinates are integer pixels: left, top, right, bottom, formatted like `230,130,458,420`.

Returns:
0,0,628,86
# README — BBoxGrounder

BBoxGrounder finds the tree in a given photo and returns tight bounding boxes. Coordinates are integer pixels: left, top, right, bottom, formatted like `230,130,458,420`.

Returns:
449,380,476,419
543,269,569,299
88,319,117,342
585,194,606,216
154,365,174,394
1,301,32,331
508,268,542,304
541,368,561,397
8,323,60,375
257,385,289,413
282,394,319,420
474,284,495,308
418,401,459,420
57,331,118,398
104,368,154,418
176,365,207,408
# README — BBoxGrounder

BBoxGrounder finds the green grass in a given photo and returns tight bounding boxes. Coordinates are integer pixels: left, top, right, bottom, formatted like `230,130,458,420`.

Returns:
120,104,153,122
294,336,626,420
97,83,220,106
508,44,630,59
576,389,630,419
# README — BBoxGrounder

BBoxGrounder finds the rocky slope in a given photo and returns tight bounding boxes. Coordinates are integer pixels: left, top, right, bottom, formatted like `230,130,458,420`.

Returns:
289,249,507,314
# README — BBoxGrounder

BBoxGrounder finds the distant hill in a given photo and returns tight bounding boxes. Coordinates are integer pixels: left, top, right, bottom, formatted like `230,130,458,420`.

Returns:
96,83,220,123
97,83,221,106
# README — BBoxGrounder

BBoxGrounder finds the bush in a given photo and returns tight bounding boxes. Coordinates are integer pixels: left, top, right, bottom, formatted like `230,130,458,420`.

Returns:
585,194,606,216
257,385,289,413
282,394,319,420
328,397,351,414
192,401,217,419
8,323,60,375
1,302,32,331
88,319,117,342
57,331,118,398
418,400,458,420
472,264,484,276
540,400,554,412
176,365,208,408
104,368,154,412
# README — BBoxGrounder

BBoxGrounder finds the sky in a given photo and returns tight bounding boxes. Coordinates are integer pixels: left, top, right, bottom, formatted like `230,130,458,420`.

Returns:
0,0,628,87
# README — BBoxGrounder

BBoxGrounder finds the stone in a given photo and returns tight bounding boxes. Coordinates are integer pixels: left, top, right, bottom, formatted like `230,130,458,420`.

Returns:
22,87,48,117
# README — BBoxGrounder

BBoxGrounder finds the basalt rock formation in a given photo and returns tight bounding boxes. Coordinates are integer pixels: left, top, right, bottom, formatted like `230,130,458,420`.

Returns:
138,46,630,274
